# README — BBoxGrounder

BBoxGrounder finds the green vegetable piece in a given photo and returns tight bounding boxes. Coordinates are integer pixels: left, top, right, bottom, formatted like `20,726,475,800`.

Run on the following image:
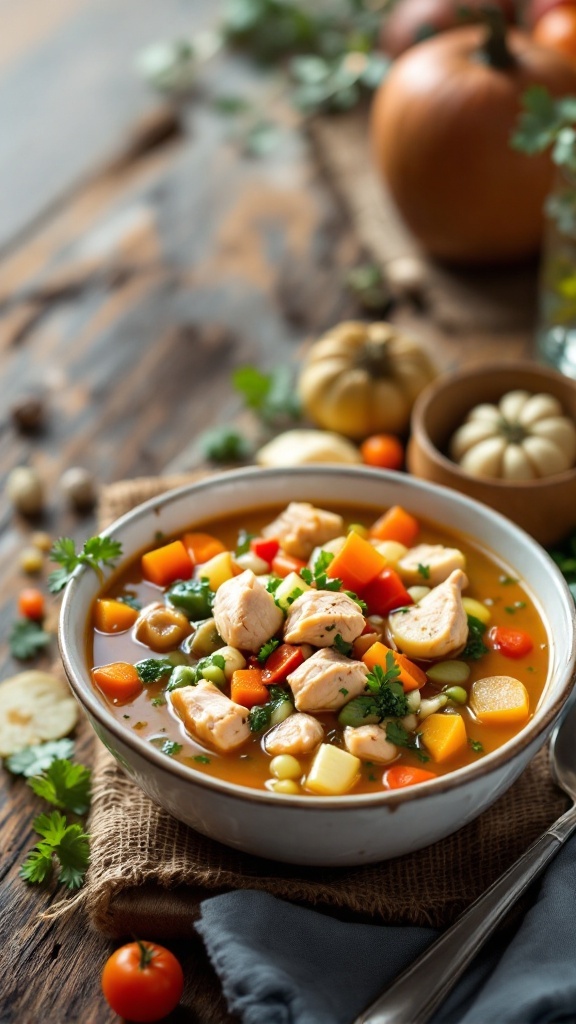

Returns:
337,696,381,728
444,686,468,705
136,658,174,685
426,660,471,686
248,686,292,733
167,577,215,620
166,665,197,691
462,615,489,661
201,665,226,687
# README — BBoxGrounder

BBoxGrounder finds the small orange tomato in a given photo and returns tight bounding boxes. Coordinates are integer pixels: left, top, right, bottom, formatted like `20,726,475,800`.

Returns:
533,5,576,60
101,940,184,1023
17,587,45,621
360,434,405,471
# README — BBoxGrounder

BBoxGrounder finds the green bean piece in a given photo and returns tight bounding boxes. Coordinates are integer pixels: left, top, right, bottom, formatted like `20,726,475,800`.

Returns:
337,696,380,728
444,685,468,705
426,660,471,686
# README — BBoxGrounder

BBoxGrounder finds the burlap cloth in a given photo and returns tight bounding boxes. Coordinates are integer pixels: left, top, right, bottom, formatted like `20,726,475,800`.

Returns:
84,474,570,941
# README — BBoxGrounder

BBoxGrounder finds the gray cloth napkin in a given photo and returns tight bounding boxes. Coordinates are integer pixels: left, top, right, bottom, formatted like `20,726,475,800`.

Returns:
195,833,576,1024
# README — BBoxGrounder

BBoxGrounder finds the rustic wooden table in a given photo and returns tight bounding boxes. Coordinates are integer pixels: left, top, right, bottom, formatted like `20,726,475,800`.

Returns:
0,2,542,1022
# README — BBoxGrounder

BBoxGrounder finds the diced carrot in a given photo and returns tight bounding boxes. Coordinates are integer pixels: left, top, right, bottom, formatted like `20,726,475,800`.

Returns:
369,505,420,546
141,540,193,587
352,631,381,660
94,598,139,633
230,668,269,708
271,551,307,578
419,712,467,763
261,643,304,684
182,531,226,566
326,531,386,593
384,765,437,789
18,587,45,621
489,626,533,659
470,675,530,725
91,662,142,703
361,641,427,691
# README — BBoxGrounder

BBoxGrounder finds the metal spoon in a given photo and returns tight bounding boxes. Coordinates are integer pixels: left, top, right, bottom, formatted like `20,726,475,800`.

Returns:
353,695,576,1024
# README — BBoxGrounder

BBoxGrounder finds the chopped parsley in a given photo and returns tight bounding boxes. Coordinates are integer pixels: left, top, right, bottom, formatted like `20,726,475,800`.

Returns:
417,563,431,580
300,550,342,591
258,638,281,663
19,811,90,890
236,529,256,556
248,687,292,732
333,633,353,657
461,614,489,661
339,687,349,696
193,755,211,765
151,738,182,757
385,720,430,763
9,619,51,660
344,589,367,613
48,535,123,593
364,656,408,719
136,658,174,685
469,738,484,754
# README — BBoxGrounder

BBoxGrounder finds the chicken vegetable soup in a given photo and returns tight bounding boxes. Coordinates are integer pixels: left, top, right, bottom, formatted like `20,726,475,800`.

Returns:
89,501,549,796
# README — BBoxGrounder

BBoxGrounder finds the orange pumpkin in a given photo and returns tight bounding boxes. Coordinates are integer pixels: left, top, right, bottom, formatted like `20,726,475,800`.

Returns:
371,18,576,264
533,4,576,61
379,0,516,59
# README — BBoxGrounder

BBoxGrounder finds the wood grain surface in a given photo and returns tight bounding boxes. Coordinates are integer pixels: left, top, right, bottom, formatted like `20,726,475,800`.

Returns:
0,2,541,1021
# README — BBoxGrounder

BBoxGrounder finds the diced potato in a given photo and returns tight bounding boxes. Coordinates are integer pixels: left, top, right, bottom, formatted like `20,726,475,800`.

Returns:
234,551,270,575
419,712,467,763
217,646,247,680
199,551,236,591
305,743,361,795
462,597,491,625
371,539,408,565
407,585,431,604
274,571,311,612
470,675,530,725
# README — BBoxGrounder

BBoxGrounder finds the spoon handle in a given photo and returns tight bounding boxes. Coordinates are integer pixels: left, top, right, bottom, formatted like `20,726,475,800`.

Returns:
354,803,576,1024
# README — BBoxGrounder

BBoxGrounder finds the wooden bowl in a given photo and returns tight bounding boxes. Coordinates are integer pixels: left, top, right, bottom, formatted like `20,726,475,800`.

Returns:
407,362,576,546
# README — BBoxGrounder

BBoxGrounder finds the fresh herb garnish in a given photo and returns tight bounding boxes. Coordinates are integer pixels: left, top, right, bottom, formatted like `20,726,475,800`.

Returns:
417,563,431,580
500,574,519,586
462,614,489,661
266,576,282,595
136,658,174,685
193,754,211,764
27,759,92,815
300,549,342,591
20,811,90,890
151,695,167,706
258,638,281,663
333,633,353,657
236,529,256,556
344,589,367,613
9,619,51,660
199,425,252,463
339,687,349,696
5,739,75,777
364,656,408,719
151,739,182,757
385,720,430,763
48,536,123,593
248,686,292,732
469,738,484,754
505,602,527,614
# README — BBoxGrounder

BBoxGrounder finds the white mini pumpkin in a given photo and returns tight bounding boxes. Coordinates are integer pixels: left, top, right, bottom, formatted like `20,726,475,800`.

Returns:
450,390,576,480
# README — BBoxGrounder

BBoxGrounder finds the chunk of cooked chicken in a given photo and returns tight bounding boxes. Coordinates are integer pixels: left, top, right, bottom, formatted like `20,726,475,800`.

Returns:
265,712,324,756
170,680,250,752
212,570,283,653
262,502,344,561
396,544,467,587
134,602,192,652
284,590,365,647
287,648,368,712
343,724,397,764
389,569,469,660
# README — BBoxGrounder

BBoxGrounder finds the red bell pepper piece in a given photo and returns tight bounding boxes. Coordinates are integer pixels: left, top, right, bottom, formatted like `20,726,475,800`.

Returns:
362,567,413,617
261,643,305,684
489,626,533,659
250,536,280,565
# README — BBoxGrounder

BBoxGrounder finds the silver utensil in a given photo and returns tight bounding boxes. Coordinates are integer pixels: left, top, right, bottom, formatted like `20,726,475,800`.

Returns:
354,695,576,1024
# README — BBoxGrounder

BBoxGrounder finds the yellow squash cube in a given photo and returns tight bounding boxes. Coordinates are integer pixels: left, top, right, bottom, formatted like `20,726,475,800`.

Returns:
305,743,361,795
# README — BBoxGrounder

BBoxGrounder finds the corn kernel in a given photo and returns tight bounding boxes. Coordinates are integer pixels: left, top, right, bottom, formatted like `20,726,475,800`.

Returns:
270,754,302,780
271,779,300,795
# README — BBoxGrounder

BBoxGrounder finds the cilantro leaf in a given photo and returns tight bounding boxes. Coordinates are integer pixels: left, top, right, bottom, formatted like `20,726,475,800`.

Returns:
136,658,174,685
20,811,90,890
48,535,123,593
469,738,484,753
27,759,92,815
462,614,489,661
344,589,367,613
9,619,51,660
333,633,353,657
5,739,75,777
257,638,280,663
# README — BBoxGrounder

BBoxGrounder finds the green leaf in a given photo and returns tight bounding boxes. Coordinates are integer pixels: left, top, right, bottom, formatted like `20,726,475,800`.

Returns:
48,535,123,592
9,619,51,660
135,658,174,685
150,738,183,757
248,686,291,732
199,426,252,463
20,811,90,890
19,847,54,885
5,739,75,777
364,655,408,720
385,720,429,762
232,364,300,425
257,638,281,663
511,85,561,154
333,633,353,657
462,614,489,661
27,759,92,815
236,529,256,556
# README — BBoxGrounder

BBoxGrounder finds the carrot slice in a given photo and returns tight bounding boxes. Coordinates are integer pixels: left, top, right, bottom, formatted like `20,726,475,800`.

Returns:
94,598,139,633
91,662,142,703
271,552,307,578
384,765,437,789
369,505,420,546
182,531,226,566
230,668,269,708
326,530,386,593
141,540,193,587
362,641,427,691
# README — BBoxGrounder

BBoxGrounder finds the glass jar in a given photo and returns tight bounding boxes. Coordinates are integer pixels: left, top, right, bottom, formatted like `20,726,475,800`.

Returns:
536,172,576,378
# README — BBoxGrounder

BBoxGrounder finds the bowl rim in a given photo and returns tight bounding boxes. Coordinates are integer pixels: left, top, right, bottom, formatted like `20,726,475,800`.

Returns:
411,361,576,490
59,465,576,810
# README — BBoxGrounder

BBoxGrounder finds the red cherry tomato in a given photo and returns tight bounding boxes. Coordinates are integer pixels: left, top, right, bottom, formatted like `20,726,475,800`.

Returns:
533,3,576,59
101,940,184,1023
360,434,405,471
489,626,534,659
17,587,45,621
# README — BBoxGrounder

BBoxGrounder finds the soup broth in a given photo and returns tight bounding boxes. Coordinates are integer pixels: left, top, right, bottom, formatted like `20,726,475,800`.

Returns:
89,502,549,797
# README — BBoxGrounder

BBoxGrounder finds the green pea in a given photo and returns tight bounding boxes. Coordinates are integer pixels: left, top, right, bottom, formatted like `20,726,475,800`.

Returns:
337,696,380,728
426,660,471,686
444,685,468,705
201,665,226,688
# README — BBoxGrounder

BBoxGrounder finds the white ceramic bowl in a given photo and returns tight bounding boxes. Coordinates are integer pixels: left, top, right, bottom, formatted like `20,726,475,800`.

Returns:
59,467,576,866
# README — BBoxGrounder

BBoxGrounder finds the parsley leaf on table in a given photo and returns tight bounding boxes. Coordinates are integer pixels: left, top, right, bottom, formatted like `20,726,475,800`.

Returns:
27,759,92,816
5,739,75,777
19,811,90,890
48,535,123,593
9,619,51,660
199,425,252,463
